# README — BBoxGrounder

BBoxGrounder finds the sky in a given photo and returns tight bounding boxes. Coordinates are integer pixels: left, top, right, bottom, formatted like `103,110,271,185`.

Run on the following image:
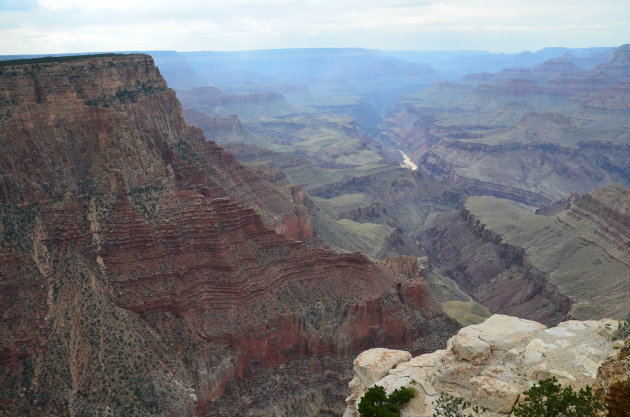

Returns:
0,0,629,55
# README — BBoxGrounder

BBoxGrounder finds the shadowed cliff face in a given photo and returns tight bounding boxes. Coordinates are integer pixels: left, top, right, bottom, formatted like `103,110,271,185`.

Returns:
0,54,458,417
424,186,630,325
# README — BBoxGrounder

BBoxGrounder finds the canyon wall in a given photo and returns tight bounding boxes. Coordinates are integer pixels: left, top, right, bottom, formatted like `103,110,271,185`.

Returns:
424,187,630,325
0,55,459,417
424,207,570,326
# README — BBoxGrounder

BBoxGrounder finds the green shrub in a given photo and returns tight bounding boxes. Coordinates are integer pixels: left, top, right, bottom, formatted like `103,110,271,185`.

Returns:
513,377,605,417
432,393,483,417
611,314,629,341
358,385,416,417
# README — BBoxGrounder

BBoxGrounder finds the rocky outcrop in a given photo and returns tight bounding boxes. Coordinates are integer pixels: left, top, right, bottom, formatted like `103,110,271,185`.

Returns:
0,54,459,417
596,337,630,417
183,110,246,142
178,86,293,121
419,150,553,206
344,315,621,417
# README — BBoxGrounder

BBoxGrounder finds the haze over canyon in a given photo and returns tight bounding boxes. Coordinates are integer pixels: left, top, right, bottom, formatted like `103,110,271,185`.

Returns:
0,42,629,417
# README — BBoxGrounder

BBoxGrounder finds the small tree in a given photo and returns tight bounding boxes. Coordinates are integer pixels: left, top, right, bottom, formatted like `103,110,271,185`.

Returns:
610,314,629,341
432,394,483,417
513,377,605,417
358,385,416,417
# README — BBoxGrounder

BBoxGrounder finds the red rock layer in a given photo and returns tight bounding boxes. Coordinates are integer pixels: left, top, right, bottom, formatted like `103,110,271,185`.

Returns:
0,55,458,417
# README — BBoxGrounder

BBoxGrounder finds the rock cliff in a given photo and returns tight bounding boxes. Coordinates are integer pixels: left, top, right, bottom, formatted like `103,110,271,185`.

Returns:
344,315,622,417
596,337,630,417
0,54,459,416
424,185,630,324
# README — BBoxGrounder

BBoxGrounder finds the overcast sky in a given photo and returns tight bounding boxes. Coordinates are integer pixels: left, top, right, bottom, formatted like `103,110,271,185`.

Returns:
1,0,629,55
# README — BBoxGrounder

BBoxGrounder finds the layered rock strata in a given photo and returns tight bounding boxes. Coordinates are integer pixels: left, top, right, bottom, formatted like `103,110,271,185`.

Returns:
383,45,630,203
425,186,630,324
344,315,621,417
0,55,459,416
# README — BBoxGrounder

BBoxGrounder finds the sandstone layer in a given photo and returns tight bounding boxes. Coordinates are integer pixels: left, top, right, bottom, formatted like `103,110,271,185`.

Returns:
344,314,622,417
0,55,459,417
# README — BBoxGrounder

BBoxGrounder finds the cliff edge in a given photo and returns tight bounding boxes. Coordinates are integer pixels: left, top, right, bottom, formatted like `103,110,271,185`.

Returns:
0,54,459,416
344,314,622,417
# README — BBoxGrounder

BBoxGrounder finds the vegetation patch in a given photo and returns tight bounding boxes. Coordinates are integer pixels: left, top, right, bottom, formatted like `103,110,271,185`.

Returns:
311,193,373,217
513,377,604,417
173,139,201,165
441,300,492,326
86,80,165,107
0,97,17,128
432,393,483,417
129,185,165,221
358,385,416,417
0,202,40,252
336,219,394,258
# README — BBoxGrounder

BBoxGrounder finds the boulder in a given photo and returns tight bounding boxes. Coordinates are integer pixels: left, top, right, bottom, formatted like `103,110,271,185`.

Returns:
353,348,412,388
459,314,547,352
470,376,520,413
452,334,492,365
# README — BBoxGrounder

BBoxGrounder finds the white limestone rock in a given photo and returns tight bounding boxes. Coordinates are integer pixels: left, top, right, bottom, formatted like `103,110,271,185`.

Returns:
343,315,620,417
353,348,412,388
470,376,520,413
458,314,547,352
452,334,492,365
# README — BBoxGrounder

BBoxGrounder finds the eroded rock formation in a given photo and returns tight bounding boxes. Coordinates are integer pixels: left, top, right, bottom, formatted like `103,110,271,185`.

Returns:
344,315,621,417
383,45,630,202
596,337,630,417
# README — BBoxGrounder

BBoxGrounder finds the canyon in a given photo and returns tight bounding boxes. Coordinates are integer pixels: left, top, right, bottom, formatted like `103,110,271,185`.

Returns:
170,46,630,327
0,54,459,417
0,43,629,417
383,45,630,202
424,185,630,325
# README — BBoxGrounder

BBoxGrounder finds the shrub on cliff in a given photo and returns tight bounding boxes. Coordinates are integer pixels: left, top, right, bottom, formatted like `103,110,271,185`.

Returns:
432,394,483,417
513,377,605,417
610,314,629,341
358,385,416,417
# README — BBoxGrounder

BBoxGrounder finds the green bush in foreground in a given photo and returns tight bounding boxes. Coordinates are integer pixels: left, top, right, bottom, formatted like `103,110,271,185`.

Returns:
431,378,604,417
512,377,604,417
358,385,416,417
610,314,629,341
432,394,483,417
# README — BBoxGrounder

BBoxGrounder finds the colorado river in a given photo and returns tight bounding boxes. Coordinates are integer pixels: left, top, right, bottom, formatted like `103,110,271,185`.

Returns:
399,150,418,170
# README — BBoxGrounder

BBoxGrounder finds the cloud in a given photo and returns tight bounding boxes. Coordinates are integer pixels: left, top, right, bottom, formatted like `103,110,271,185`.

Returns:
0,0,629,54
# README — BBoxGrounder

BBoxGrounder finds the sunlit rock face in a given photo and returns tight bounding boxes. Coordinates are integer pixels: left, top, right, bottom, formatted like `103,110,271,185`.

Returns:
344,314,621,417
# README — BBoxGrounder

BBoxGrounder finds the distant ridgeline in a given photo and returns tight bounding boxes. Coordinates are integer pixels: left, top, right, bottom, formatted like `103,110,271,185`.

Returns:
0,53,128,66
